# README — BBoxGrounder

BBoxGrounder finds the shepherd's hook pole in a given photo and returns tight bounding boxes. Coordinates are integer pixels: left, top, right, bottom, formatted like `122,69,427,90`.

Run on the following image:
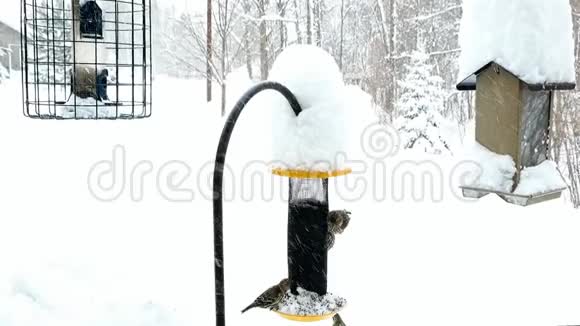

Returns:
212,82,302,326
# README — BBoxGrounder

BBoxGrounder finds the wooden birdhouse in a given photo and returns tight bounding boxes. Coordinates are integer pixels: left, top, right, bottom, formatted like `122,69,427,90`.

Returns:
457,62,575,205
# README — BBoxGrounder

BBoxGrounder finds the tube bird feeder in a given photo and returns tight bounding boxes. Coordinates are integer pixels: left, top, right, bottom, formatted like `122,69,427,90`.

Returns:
212,45,351,326
272,171,351,322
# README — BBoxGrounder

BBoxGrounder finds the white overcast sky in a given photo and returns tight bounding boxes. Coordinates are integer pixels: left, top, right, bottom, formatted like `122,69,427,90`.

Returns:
161,0,205,14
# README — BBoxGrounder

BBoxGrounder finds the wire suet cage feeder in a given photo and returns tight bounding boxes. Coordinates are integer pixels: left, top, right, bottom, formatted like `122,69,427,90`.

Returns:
20,0,152,119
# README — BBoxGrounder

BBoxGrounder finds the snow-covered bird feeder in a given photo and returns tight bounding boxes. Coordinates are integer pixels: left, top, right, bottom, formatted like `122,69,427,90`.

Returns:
456,0,575,206
21,0,152,119
212,45,351,326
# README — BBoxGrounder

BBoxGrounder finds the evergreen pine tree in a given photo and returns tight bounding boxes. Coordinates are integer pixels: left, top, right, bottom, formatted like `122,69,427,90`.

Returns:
26,1,72,84
394,50,451,155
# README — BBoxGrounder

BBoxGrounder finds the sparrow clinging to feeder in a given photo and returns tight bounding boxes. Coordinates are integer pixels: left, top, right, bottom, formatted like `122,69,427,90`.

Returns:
241,278,289,313
96,68,110,101
329,210,351,234
333,313,347,326
327,210,351,250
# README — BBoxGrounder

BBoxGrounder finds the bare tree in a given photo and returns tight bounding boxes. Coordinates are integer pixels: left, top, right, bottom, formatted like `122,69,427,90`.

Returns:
292,0,304,44
338,0,345,69
242,1,255,79
313,0,323,46
306,0,312,44
276,0,289,49
253,0,270,80
207,0,213,101
166,0,243,116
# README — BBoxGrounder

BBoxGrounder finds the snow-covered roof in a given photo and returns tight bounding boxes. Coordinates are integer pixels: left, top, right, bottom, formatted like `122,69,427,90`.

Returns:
0,0,20,32
458,0,576,88
457,63,577,91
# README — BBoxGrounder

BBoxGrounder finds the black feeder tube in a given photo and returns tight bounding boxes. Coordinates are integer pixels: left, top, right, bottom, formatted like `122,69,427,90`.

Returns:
212,82,302,326
288,178,330,296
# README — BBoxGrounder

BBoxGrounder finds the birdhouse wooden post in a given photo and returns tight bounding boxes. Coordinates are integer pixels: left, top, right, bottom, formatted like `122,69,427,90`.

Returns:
457,62,575,205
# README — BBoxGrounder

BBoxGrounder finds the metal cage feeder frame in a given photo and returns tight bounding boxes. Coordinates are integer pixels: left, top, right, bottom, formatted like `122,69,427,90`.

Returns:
20,0,152,120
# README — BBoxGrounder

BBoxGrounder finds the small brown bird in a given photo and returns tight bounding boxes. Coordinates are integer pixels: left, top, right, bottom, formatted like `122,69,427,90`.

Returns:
333,313,347,326
327,210,351,250
241,278,290,313
71,67,110,101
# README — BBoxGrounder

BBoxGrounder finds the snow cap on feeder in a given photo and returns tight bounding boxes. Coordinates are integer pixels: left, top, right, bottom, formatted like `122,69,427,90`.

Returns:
268,45,351,178
456,0,574,206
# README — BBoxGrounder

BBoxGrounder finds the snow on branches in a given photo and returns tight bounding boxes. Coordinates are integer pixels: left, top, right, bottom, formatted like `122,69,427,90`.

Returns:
394,51,451,155
0,48,9,82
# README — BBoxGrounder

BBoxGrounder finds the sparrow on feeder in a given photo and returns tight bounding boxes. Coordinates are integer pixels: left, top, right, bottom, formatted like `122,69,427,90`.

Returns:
326,210,351,250
333,313,347,326
71,67,110,101
241,278,289,313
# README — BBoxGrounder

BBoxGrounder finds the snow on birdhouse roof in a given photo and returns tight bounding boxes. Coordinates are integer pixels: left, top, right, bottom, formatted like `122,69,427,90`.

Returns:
457,63,577,91
0,0,21,33
457,0,576,89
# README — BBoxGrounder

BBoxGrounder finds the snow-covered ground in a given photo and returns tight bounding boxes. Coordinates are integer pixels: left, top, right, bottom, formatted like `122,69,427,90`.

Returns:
0,73,580,326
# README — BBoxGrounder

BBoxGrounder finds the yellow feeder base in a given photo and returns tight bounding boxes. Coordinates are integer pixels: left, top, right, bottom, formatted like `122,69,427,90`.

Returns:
275,311,336,322
271,168,352,179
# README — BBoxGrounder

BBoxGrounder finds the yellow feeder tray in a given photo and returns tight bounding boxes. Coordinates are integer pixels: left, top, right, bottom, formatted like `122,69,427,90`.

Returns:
275,311,337,322
272,168,352,179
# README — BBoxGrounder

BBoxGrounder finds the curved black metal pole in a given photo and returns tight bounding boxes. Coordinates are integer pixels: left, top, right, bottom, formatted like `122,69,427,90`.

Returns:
212,82,302,326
